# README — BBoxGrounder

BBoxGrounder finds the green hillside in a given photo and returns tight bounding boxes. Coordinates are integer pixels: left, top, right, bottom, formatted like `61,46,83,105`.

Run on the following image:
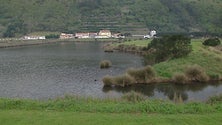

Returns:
0,0,222,37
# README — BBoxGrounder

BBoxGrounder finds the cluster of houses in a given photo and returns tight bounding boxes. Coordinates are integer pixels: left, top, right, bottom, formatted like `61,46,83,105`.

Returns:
21,30,125,40
21,29,157,40
60,30,125,39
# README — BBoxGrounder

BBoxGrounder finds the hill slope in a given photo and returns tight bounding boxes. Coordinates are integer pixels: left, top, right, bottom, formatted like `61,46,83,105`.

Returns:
0,0,222,37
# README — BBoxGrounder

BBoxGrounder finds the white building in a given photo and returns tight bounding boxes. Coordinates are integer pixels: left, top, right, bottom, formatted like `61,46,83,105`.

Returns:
60,33,74,39
23,36,46,40
97,30,112,38
75,32,98,38
150,30,157,37
144,30,157,39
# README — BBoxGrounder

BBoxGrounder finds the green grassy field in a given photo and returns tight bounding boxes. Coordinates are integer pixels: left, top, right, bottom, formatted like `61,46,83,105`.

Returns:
1,110,222,125
0,95,222,125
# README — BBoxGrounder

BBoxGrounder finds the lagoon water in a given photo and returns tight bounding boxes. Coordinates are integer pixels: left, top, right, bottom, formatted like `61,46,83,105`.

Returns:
0,41,222,102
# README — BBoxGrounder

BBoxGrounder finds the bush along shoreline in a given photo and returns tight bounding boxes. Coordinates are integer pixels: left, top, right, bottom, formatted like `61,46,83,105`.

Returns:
102,36,222,87
102,64,222,87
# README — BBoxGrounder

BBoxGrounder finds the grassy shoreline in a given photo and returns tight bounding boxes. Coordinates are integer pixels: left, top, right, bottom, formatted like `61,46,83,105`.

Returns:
0,95,222,125
1,94,222,114
103,39,222,86
0,38,119,48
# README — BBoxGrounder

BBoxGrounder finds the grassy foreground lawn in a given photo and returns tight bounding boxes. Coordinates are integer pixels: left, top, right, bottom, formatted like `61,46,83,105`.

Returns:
0,96,222,125
1,110,222,125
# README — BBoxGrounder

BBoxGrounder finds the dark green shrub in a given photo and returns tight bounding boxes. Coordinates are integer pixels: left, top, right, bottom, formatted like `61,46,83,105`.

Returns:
3,19,27,38
147,35,192,63
100,60,112,69
45,34,60,39
203,38,221,46
122,91,146,103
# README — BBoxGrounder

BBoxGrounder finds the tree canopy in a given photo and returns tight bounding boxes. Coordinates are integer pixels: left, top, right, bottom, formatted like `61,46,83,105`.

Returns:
147,35,192,63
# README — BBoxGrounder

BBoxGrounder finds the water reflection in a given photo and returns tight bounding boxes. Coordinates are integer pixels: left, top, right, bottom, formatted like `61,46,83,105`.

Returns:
103,82,222,102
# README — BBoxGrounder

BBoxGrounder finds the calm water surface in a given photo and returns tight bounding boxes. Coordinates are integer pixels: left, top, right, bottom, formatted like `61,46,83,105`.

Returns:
0,41,221,102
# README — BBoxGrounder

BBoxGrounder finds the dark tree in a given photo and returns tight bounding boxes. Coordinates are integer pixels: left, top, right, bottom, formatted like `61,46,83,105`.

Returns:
45,34,60,39
203,38,221,46
147,35,192,63
3,19,27,38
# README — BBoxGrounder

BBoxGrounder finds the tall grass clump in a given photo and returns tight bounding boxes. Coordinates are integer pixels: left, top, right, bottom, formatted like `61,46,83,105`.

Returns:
102,75,113,86
127,68,146,83
127,65,156,83
122,91,146,103
172,73,188,84
144,65,156,79
209,74,221,81
100,60,112,69
185,65,209,82
112,74,135,87
102,74,135,87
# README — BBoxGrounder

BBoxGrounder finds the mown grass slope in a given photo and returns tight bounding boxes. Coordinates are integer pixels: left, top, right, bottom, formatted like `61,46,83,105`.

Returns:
153,39,222,78
117,39,222,78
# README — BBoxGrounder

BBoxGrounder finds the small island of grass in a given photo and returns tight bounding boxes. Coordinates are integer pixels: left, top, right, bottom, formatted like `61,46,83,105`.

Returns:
103,36,222,86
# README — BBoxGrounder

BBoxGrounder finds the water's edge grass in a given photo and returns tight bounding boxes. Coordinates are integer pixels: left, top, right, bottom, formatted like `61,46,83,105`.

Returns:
0,95,222,125
1,95,222,114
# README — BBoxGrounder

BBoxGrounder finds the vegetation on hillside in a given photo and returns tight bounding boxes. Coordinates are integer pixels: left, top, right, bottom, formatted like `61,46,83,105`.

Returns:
153,39,222,78
0,0,222,37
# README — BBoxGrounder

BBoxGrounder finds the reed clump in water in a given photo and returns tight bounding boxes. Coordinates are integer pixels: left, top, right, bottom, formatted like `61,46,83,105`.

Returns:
100,60,112,69
126,65,156,83
102,65,157,86
103,74,135,87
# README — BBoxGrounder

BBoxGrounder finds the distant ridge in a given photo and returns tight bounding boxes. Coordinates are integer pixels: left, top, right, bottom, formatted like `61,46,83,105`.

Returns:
0,0,222,37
